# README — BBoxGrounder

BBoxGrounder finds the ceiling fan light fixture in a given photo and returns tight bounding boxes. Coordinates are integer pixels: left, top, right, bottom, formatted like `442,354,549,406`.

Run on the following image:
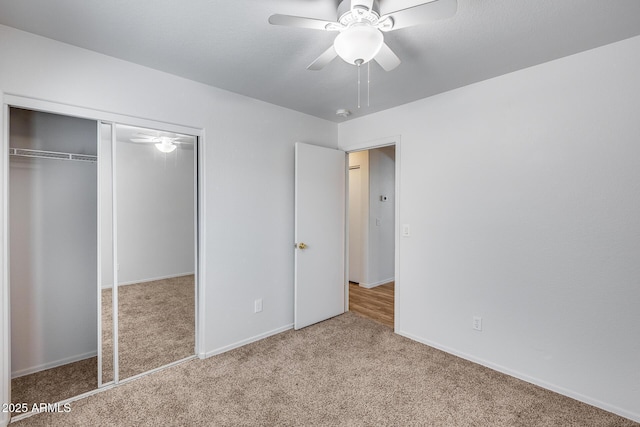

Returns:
155,141,177,153
334,25,383,66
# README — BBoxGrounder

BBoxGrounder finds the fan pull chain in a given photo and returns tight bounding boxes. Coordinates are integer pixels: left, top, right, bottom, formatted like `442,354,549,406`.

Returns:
357,62,361,109
367,61,370,107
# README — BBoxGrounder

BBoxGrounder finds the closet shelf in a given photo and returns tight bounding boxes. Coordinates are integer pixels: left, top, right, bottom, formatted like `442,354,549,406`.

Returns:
9,148,97,163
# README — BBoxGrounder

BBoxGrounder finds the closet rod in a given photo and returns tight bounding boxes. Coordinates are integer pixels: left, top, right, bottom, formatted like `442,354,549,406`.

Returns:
9,147,97,163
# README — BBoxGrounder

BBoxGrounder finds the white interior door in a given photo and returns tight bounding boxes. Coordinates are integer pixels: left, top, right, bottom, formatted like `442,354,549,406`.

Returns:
294,142,345,330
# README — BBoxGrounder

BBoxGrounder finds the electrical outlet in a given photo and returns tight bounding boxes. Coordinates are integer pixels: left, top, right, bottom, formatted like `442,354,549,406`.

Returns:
473,316,482,331
254,299,263,313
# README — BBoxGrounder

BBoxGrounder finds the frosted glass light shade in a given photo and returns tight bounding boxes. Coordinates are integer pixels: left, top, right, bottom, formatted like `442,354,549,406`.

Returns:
155,141,177,153
334,25,383,66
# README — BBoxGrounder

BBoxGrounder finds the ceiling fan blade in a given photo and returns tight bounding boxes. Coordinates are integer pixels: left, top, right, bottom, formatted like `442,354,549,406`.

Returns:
381,0,457,32
130,138,157,143
307,45,339,71
374,42,401,71
269,14,337,31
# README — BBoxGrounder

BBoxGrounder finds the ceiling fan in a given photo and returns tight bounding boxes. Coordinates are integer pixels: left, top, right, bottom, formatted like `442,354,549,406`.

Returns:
130,132,193,153
268,0,457,71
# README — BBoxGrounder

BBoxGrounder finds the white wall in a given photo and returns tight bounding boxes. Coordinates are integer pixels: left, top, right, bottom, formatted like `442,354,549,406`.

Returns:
112,131,195,286
0,24,338,424
339,36,640,421
9,109,97,377
366,146,395,287
348,151,368,283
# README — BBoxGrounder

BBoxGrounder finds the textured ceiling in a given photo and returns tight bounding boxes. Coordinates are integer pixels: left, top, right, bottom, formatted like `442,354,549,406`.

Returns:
1,0,640,122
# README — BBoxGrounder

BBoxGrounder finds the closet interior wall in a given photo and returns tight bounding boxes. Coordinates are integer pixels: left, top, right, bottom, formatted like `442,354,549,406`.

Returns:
9,108,98,379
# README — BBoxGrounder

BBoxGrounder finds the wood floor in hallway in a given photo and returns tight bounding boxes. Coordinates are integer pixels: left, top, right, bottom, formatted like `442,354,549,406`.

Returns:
348,281,394,328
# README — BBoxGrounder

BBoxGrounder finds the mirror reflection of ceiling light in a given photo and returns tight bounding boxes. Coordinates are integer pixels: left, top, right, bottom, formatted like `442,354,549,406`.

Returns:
155,140,177,153
130,130,190,153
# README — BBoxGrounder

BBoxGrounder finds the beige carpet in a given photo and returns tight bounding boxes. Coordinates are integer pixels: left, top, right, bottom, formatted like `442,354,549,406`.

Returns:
11,275,194,413
14,312,637,426
10,358,97,416
103,274,195,381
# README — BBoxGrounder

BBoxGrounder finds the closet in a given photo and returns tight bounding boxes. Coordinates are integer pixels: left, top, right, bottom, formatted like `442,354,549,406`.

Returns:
7,107,197,416
9,108,99,406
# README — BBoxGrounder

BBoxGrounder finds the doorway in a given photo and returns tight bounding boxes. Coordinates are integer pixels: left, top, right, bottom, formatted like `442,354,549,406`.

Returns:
293,140,399,331
347,146,396,328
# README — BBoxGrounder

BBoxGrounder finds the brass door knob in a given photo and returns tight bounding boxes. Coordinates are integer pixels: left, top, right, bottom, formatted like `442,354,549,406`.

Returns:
297,242,308,250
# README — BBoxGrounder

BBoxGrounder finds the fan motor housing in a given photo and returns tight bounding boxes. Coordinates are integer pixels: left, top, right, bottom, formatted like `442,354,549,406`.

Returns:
337,0,381,25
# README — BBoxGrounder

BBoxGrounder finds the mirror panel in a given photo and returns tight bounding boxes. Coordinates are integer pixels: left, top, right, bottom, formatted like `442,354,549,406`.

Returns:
114,124,196,380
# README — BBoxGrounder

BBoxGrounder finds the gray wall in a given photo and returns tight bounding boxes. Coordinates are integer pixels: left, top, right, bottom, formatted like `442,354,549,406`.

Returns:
367,146,395,286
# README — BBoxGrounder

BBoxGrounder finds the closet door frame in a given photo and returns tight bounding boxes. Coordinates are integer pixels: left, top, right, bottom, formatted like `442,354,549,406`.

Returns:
1,98,9,427
98,121,117,387
1,94,205,419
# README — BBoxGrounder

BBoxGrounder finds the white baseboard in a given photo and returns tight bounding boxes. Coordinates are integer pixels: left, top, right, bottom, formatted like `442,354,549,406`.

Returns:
101,272,195,289
11,350,97,379
397,330,640,424
359,277,394,289
203,323,294,358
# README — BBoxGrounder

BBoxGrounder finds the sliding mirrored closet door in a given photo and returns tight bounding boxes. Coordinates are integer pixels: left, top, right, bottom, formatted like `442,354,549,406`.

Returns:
113,124,196,380
8,109,197,418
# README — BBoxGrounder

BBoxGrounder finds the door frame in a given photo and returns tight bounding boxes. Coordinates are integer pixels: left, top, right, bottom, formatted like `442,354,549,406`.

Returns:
0,94,206,421
347,164,363,284
343,135,401,332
